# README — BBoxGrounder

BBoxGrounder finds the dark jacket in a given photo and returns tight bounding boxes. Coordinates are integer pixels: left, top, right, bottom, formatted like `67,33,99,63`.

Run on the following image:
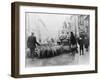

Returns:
78,37,84,46
70,35,77,45
84,37,89,48
27,36,40,48
70,34,77,52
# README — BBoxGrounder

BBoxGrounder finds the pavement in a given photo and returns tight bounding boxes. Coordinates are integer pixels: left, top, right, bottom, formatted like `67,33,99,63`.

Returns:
25,49,89,67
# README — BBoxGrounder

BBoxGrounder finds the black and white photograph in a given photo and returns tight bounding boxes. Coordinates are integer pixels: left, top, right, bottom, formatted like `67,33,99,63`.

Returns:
11,2,97,78
25,13,90,67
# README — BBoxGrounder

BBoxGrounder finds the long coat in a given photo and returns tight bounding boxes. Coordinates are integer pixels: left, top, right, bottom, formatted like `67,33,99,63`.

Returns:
70,35,77,52
70,35,77,45
27,36,40,48
78,37,84,47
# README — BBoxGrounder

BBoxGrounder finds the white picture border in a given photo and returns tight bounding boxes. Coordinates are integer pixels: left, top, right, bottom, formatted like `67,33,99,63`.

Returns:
19,6,95,74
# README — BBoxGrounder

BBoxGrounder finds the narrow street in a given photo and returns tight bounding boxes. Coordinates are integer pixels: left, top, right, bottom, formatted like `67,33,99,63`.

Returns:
25,13,90,68
26,49,89,67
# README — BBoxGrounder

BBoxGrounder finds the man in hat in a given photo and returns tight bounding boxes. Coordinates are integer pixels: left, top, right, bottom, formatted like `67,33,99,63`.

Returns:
27,32,40,58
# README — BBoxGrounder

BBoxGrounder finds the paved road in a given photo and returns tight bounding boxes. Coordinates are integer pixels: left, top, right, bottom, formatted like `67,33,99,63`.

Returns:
25,50,89,67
